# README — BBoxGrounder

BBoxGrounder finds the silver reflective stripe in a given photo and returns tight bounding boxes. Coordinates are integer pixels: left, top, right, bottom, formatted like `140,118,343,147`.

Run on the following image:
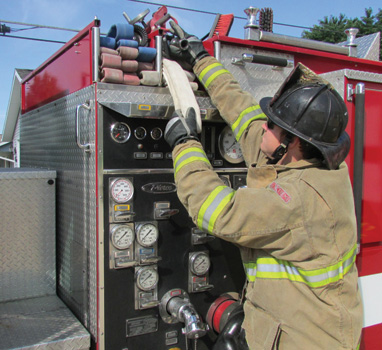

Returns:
257,262,300,277
174,149,207,168
245,243,358,288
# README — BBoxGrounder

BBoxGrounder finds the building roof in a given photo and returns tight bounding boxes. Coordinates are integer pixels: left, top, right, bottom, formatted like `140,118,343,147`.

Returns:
2,69,33,142
0,141,12,153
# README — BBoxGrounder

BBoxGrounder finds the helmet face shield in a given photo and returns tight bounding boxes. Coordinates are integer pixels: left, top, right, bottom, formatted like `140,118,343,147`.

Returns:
260,63,350,169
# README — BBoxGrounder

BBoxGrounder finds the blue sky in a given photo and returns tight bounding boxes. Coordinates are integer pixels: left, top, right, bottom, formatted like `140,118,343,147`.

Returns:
1,0,381,133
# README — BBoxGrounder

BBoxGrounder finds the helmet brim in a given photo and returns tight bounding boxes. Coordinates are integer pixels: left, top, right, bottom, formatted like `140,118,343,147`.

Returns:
260,97,350,169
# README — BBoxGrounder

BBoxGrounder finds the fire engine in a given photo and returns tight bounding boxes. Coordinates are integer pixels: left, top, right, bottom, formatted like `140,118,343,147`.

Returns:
1,5,381,350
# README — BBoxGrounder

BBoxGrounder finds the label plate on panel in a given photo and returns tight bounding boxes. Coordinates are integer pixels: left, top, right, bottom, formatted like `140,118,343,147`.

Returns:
126,315,158,337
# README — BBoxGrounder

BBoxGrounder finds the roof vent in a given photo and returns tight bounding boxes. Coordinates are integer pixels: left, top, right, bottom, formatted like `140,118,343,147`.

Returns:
345,28,359,57
244,7,260,40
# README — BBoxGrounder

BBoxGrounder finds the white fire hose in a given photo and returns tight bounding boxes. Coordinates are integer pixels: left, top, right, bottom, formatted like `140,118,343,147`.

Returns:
162,58,202,133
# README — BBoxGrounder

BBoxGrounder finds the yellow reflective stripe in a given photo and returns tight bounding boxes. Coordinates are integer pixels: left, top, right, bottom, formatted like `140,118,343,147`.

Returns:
199,63,222,81
244,243,358,288
198,63,230,89
204,69,230,88
232,105,267,141
197,186,235,233
174,147,210,177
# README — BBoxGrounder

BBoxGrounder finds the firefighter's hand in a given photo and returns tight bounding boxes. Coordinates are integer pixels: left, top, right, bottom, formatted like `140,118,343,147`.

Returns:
164,107,199,149
166,21,209,68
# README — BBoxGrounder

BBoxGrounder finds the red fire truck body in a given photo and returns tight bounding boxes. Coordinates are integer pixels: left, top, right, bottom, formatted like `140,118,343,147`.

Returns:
2,7,382,350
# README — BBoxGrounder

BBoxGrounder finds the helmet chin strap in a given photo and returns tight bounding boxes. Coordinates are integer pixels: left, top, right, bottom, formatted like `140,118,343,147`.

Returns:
268,134,294,164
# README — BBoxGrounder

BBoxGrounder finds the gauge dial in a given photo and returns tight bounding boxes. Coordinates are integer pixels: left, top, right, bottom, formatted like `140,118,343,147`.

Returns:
111,225,134,250
111,122,131,143
134,126,147,140
110,178,134,203
190,251,211,276
150,127,163,140
136,267,159,291
136,222,158,247
218,126,244,164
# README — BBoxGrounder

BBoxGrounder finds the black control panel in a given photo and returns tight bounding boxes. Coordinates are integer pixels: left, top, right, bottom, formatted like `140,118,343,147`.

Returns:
102,106,245,170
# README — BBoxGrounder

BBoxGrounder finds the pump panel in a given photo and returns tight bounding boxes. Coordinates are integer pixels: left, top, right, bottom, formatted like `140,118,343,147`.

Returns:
101,107,246,349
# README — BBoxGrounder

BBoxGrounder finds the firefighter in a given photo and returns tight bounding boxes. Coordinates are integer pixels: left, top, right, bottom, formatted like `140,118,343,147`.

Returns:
163,22,363,350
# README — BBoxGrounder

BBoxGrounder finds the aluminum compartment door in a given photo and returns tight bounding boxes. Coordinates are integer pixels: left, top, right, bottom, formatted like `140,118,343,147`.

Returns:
19,85,99,340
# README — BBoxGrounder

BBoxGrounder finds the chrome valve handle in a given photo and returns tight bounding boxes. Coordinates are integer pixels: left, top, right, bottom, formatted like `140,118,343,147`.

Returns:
159,289,208,339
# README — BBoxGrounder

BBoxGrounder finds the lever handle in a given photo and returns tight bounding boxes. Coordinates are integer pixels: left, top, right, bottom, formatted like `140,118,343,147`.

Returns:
243,53,288,67
154,202,179,220
157,208,179,217
232,53,292,68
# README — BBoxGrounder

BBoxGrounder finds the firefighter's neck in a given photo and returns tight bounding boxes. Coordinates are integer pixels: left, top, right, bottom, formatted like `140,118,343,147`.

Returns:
278,137,303,165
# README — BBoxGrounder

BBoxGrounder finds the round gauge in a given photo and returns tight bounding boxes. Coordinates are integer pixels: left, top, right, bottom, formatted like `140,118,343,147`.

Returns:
110,178,134,203
190,252,211,276
110,122,131,143
136,267,159,291
218,126,244,164
134,126,147,140
136,223,158,247
150,127,163,140
110,225,134,250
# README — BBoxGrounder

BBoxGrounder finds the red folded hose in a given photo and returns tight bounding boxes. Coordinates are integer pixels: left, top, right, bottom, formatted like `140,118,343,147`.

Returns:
100,53,122,69
117,46,139,60
101,68,123,84
122,60,139,73
123,73,140,86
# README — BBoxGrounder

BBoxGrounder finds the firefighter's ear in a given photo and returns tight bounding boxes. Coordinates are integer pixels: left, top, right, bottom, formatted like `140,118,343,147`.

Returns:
288,136,300,150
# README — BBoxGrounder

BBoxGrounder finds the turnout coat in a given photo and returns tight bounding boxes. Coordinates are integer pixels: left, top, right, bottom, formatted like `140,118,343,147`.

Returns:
172,56,363,349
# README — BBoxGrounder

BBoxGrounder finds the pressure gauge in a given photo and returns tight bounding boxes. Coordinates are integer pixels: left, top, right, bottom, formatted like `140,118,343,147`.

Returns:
136,267,159,291
150,127,163,140
136,222,159,247
110,225,134,250
218,126,244,164
134,126,147,140
190,251,211,276
110,178,134,203
111,122,131,143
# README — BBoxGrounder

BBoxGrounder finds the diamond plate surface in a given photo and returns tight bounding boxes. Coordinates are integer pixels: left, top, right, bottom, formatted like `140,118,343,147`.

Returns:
97,82,217,116
320,71,347,99
20,86,98,339
0,169,56,302
321,69,382,99
339,32,381,61
219,43,295,101
0,295,90,349
344,69,382,83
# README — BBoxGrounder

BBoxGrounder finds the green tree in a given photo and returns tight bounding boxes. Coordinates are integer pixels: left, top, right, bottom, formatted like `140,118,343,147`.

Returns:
302,8,382,59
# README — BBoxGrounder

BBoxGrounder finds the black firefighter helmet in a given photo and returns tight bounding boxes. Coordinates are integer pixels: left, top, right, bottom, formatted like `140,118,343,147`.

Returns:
259,63,350,170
